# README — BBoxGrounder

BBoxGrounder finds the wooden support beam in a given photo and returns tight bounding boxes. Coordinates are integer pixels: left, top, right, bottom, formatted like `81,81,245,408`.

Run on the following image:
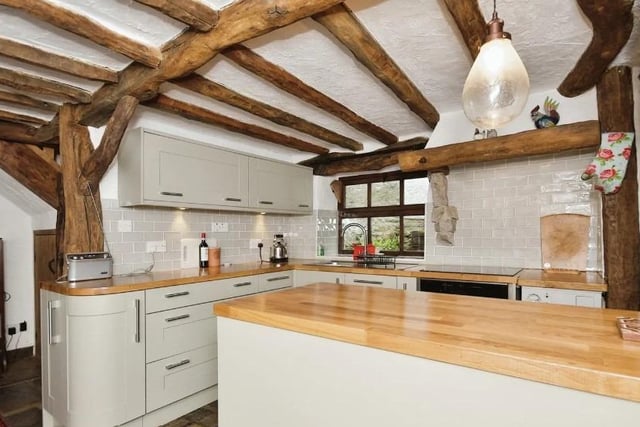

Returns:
597,66,639,310
134,0,219,32
0,109,48,126
398,121,600,171
301,137,428,176
441,0,486,59
0,66,93,104
0,0,162,68
173,74,363,151
59,104,103,255
0,89,59,112
0,120,58,144
147,94,330,155
313,4,439,128
558,0,634,97
81,96,139,191
223,45,397,145
0,138,59,208
77,0,347,126
0,37,119,82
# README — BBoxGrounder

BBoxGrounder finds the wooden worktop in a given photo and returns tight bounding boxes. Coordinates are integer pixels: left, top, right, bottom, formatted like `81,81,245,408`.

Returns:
41,259,606,296
214,283,640,403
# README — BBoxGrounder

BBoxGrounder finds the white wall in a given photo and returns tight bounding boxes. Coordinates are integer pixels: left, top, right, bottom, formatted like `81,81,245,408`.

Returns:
0,193,36,350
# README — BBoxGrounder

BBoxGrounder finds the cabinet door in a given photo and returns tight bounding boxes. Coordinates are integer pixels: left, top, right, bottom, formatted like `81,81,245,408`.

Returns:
259,271,293,292
248,157,313,213
65,292,146,427
40,290,67,422
143,131,248,208
294,270,344,286
344,273,397,289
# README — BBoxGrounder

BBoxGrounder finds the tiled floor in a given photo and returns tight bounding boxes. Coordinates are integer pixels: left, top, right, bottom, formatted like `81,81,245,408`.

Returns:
0,354,218,427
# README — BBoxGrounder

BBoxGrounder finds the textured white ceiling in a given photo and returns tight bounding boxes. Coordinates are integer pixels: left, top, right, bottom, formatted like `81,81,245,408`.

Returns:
0,0,638,213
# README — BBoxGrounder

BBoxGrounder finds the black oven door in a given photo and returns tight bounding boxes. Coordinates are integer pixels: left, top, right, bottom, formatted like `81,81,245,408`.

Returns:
418,279,509,299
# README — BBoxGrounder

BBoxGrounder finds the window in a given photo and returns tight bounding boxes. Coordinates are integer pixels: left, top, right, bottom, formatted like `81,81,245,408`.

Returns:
338,171,428,257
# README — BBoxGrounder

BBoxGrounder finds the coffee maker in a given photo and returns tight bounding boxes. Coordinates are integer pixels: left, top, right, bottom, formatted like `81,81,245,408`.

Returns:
269,233,288,263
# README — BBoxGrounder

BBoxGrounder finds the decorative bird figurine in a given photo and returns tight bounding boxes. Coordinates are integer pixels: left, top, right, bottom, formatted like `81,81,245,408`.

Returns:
530,96,560,129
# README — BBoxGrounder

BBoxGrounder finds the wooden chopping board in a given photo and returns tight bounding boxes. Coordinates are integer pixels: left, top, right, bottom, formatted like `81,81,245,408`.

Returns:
540,213,590,272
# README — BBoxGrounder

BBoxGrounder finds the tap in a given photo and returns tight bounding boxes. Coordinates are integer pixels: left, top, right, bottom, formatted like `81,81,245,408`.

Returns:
342,223,368,249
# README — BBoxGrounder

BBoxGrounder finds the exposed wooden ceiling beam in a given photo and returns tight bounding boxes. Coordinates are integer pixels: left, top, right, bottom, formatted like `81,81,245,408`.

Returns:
0,0,162,68
173,74,363,151
0,66,93,104
0,120,57,144
76,0,347,126
558,0,634,97
0,37,119,83
0,138,60,208
147,94,330,155
441,0,486,59
300,137,428,176
398,120,600,171
0,109,48,126
223,45,397,145
134,0,219,32
313,3,439,128
0,89,59,112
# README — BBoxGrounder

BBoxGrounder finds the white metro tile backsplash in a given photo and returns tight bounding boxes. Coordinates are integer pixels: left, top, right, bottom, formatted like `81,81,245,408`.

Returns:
101,199,317,275
425,149,602,271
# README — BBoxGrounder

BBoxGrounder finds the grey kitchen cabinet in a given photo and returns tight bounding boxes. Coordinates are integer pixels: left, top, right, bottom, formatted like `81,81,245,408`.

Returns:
248,157,313,213
118,128,249,210
343,273,397,289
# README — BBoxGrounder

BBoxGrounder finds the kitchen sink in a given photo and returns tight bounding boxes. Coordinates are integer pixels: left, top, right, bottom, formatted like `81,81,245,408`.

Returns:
305,260,420,270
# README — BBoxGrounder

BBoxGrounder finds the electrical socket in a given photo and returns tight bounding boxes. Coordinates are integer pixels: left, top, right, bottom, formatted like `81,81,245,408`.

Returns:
7,325,16,336
211,222,229,232
145,240,167,253
249,238,262,249
19,321,27,332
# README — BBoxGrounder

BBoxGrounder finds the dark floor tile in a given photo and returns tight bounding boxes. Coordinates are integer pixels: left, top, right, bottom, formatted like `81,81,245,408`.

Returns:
0,357,40,388
3,407,42,427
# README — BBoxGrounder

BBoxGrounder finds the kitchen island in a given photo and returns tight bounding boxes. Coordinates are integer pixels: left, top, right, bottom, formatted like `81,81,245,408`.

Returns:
214,283,640,427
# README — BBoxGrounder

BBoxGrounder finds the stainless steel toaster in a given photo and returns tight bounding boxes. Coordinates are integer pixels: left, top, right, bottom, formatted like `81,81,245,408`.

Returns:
66,252,113,281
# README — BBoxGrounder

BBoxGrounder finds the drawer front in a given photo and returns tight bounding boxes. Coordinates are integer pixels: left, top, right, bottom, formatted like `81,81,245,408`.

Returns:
146,276,260,313
146,302,217,363
344,273,397,289
146,345,218,412
259,271,293,292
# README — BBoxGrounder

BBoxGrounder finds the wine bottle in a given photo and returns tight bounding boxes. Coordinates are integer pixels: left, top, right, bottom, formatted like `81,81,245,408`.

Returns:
199,232,208,268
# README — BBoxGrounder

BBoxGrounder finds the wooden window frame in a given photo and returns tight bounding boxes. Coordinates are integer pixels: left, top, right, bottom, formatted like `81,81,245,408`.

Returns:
338,171,428,257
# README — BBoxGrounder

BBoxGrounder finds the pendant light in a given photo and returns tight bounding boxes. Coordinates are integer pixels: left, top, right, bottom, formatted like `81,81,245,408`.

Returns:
462,0,529,129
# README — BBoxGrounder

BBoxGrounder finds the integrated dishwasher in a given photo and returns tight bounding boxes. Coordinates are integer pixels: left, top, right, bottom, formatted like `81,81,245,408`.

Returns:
417,265,521,300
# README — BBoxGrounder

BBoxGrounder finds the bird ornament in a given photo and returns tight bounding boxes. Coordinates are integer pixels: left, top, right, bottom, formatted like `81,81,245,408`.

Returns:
530,97,560,129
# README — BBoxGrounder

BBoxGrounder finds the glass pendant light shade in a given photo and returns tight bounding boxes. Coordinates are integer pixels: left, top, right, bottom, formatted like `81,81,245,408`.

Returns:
462,6,529,129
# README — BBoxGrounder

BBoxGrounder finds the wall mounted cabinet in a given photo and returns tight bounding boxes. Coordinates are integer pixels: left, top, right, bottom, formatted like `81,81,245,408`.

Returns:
118,128,313,214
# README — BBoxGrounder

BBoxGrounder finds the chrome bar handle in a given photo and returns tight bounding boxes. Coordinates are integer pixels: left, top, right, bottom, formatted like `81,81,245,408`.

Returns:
134,299,141,343
165,359,191,370
353,279,383,285
165,314,190,323
267,276,289,282
160,191,183,197
47,301,54,345
259,200,274,205
298,204,310,208
164,291,189,298
233,281,252,287
225,197,242,202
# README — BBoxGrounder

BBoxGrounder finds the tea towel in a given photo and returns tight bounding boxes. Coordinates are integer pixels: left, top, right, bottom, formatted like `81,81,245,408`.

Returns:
581,132,635,194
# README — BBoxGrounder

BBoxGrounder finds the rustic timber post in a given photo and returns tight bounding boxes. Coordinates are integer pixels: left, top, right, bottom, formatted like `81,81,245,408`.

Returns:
58,104,104,258
597,66,639,310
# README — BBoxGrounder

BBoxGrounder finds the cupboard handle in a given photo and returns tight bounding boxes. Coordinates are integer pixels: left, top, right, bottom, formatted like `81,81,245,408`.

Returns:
165,291,189,298
267,276,289,282
160,191,183,197
165,314,190,322
298,204,310,208
134,299,141,343
165,359,191,370
225,197,242,202
233,281,252,287
402,283,407,290
259,200,274,205
353,279,383,285
47,301,54,345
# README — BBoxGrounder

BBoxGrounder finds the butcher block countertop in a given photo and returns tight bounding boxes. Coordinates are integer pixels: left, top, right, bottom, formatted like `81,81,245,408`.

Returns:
41,259,606,296
214,283,640,403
